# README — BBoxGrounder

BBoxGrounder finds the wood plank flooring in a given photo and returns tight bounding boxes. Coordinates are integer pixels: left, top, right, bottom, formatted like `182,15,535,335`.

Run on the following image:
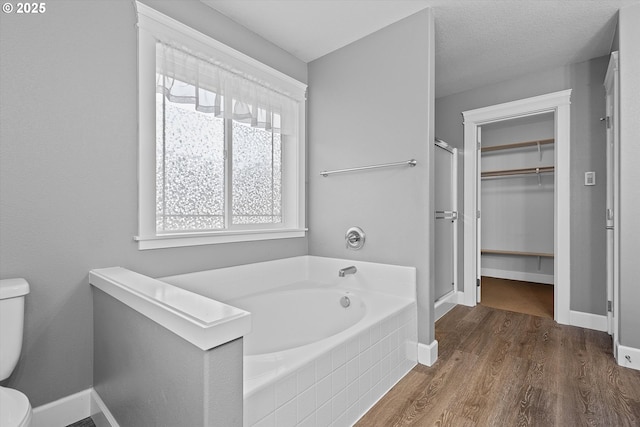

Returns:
480,277,554,319
66,417,96,427
356,305,640,426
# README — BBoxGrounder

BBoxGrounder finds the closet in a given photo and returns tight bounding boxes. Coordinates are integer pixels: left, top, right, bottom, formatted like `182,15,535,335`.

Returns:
479,113,555,318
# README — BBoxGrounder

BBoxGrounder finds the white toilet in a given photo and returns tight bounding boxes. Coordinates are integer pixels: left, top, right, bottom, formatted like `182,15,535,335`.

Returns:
0,278,32,427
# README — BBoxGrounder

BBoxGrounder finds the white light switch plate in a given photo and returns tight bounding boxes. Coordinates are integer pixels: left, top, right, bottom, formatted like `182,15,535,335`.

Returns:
585,171,596,186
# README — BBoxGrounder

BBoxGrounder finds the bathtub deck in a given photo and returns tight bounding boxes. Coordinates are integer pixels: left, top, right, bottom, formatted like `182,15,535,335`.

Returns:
356,304,640,426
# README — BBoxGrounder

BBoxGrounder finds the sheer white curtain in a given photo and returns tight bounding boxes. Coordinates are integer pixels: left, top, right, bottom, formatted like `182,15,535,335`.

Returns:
155,42,297,135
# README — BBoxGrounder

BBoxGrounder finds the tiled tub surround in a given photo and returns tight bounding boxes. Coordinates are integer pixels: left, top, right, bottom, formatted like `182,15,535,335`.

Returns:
161,256,418,426
244,303,417,427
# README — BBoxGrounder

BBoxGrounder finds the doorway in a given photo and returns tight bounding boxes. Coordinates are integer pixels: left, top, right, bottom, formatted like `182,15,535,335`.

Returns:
462,90,572,324
478,114,555,318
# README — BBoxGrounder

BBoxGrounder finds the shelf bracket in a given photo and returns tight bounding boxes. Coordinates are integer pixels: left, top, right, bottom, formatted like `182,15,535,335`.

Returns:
537,141,542,161
536,168,542,186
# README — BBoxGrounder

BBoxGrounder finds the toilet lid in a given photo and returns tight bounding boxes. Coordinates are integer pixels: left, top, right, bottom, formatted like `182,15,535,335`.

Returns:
0,386,31,426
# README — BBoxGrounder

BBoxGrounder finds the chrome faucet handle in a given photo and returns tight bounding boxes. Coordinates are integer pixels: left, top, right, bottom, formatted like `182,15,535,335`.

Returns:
345,227,365,250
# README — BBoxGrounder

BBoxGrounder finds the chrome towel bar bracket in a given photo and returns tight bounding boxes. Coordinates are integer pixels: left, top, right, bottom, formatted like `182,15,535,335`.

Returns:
320,159,417,177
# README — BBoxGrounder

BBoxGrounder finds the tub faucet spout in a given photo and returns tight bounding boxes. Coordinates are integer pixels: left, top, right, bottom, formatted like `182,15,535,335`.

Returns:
338,266,357,277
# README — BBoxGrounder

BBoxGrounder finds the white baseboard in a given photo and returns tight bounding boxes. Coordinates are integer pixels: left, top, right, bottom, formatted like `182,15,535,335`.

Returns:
32,387,118,427
32,389,93,427
434,291,462,321
617,343,640,371
569,310,608,332
417,340,438,367
481,268,554,285
90,389,120,427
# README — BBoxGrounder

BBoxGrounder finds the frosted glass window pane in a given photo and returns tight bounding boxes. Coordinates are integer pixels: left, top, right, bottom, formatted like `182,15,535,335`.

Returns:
156,92,225,232
232,122,282,225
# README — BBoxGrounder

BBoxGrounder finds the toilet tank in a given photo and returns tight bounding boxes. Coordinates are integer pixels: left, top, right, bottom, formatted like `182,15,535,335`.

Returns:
0,278,29,381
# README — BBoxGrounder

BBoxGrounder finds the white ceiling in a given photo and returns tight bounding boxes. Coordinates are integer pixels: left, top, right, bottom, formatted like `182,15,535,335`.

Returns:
202,0,639,98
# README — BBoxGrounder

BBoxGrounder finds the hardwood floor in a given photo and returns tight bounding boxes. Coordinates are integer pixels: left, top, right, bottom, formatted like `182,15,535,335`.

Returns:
356,305,640,426
66,417,96,427
480,277,554,319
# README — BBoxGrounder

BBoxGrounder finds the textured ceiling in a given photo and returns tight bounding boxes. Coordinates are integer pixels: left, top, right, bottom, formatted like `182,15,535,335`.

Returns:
201,0,430,62
430,0,631,97
202,0,639,98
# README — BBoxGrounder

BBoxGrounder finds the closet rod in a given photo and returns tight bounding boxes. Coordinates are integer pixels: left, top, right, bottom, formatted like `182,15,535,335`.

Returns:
481,138,554,153
320,159,417,177
481,165,554,178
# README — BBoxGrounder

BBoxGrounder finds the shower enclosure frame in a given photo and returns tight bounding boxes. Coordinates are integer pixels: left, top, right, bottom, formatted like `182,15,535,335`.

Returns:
434,139,460,321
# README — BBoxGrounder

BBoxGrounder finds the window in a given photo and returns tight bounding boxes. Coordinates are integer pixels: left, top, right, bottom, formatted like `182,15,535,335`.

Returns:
155,77,282,231
135,3,306,249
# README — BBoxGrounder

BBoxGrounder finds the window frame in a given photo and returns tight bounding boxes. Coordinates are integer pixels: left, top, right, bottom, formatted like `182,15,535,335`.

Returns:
134,2,307,250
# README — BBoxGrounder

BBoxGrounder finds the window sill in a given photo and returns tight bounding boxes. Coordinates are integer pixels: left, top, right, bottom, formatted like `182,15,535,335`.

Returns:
134,229,307,250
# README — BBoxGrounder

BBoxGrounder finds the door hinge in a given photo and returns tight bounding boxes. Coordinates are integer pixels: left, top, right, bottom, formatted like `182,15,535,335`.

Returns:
477,278,481,287
606,116,611,129
607,300,613,313
477,210,481,219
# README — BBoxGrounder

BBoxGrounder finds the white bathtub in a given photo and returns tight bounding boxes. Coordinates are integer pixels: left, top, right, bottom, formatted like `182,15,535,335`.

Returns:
228,285,367,356
161,256,417,426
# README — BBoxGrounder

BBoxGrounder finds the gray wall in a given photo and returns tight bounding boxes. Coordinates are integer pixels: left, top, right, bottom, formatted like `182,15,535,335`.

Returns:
618,3,640,349
435,55,609,315
93,288,243,426
307,10,435,344
0,0,307,407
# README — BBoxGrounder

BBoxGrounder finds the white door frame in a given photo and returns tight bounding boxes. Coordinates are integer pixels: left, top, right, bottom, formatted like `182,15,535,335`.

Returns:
462,90,572,325
604,52,619,356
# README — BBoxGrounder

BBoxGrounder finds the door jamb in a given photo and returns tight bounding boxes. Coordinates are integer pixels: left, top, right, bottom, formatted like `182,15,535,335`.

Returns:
461,90,572,325
604,51,619,354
